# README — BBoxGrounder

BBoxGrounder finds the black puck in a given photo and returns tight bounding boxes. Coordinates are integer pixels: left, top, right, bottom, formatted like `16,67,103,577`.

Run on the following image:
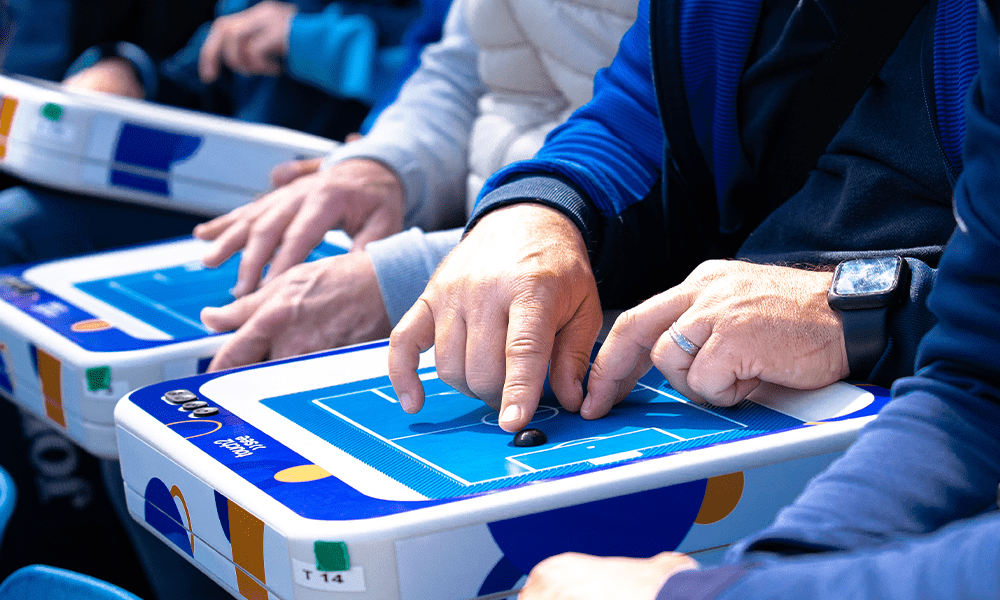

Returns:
163,389,197,404
513,428,547,447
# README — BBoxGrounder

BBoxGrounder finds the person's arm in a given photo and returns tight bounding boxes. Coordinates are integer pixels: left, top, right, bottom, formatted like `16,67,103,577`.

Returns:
322,0,486,232
657,7,1000,596
662,511,1000,600
388,0,664,430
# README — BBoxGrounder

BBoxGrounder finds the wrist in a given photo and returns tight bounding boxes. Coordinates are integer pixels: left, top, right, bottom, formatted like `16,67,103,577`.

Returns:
468,175,597,256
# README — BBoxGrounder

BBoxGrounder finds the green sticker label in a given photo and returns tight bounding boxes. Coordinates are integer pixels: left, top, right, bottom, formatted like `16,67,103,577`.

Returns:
41,103,63,122
85,366,111,391
314,541,349,572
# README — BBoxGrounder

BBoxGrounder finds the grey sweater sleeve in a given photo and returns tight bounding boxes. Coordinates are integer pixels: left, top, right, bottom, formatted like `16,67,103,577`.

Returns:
321,0,486,232
367,227,464,324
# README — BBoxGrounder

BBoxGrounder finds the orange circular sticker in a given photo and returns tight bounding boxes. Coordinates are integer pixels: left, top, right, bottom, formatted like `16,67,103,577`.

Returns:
71,319,112,333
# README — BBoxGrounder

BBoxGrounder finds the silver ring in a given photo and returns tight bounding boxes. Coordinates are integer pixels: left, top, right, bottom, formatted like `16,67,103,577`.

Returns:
667,323,700,356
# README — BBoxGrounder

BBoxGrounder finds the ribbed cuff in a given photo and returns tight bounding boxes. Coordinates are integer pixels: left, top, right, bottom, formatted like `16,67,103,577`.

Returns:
467,175,599,257
367,228,439,325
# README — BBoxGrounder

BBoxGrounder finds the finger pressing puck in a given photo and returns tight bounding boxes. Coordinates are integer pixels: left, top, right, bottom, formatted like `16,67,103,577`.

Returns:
513,428,547,447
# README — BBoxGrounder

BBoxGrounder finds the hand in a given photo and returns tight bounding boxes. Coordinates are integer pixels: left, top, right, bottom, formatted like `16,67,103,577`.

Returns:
518,552,698,600
583,260,849,416
199,0,297,83
193,158,404,297
201,253,391,371
62,58,144,98
388,204,603,432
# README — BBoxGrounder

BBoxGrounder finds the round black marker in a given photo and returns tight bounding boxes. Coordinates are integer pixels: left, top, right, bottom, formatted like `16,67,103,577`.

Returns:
181,400,208,411
513,428,547,447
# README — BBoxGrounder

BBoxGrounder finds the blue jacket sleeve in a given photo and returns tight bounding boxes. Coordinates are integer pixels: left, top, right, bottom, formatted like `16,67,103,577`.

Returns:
288,0,424,106
149,0,419,107
467,0,662,254
286,4,382,103
655,378,1000,599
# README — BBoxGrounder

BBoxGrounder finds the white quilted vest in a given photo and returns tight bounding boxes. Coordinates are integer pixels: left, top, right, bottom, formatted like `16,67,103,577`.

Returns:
463,0,639,215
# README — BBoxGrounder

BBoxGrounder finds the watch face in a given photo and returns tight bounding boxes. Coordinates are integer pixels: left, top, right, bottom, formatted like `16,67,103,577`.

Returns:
833,256,901,296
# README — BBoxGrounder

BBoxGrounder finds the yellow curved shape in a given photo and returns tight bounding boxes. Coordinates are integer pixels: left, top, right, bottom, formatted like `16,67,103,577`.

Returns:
274,464,332,483
169,485,195,554
165,420,223,439
71,319,112,332
694,471,745,525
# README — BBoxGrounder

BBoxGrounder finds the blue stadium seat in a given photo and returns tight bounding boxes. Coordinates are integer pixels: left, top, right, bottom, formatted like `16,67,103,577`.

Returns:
0,565,144,600
0,465,14,544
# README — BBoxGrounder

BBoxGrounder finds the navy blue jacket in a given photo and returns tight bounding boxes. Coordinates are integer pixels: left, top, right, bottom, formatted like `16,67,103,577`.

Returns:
659,2,1000,596
472,0,977,388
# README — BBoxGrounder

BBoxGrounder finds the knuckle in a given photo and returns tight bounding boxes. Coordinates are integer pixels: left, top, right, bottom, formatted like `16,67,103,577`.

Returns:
435,363,465,389
466,374,503,404
388,324,414,348
649,343,668,366
248,218,274,238
505,333,549,362
282,229,316,250
614,308,639,332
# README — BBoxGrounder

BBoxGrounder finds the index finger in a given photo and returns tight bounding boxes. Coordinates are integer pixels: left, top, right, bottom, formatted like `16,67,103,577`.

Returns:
582,287,695,418
193,206,245,241
388,299,436,414
199,23,226,83
263,195,343,281
495,298,560,432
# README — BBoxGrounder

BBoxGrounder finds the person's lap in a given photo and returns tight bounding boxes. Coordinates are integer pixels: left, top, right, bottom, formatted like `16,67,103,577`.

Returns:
0,184,205,267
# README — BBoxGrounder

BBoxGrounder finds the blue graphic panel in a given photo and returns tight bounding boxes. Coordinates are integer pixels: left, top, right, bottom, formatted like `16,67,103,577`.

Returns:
127,342,892,520
74,242,346,339
262,368,803,499
111,123,201,195
484,482,707,589
144,478,193,556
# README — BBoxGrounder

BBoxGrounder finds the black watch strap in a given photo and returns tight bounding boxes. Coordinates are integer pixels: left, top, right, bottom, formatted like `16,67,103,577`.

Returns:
839,305,889,379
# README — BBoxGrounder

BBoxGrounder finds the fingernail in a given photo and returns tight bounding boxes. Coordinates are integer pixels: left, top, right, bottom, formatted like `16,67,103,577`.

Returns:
499,404,521,424
398,393,414,413
580,394,593,418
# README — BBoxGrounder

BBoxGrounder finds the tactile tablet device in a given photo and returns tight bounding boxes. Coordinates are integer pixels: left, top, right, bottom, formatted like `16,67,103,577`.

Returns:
0,233,349,457
115,341,890,600
0,74,338,216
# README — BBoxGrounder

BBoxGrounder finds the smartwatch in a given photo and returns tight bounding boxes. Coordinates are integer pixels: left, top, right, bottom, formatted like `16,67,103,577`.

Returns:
827,256,911,379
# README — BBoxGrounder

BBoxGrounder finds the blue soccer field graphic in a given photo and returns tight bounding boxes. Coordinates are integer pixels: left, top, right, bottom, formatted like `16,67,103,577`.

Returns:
74,242,345,339
262,369,804,499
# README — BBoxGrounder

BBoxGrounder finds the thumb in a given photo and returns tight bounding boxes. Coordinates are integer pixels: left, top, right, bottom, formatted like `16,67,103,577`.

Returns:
200,290,267,333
